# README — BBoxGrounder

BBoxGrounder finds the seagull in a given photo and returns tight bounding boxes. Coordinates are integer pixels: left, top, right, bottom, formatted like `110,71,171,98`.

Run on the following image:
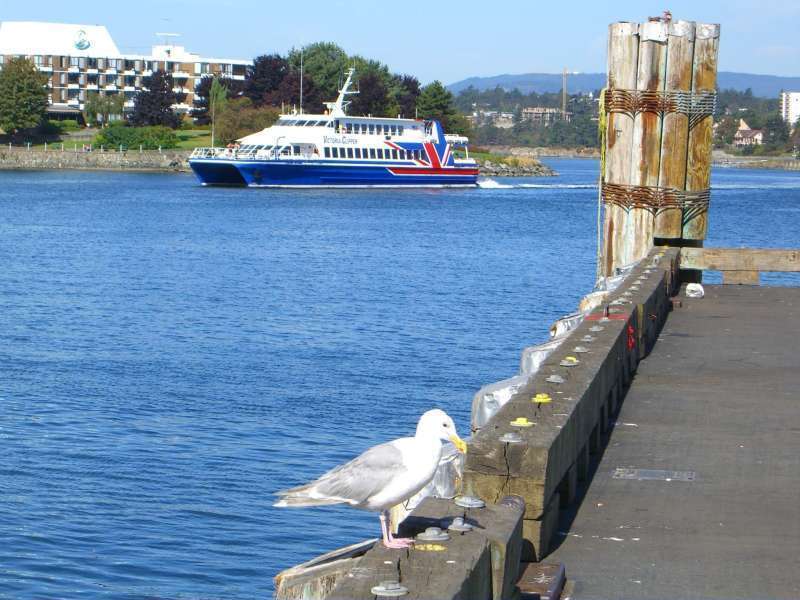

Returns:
274,409,467,549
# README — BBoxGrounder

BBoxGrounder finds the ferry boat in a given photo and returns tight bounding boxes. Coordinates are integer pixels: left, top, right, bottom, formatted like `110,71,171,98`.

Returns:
189,69,478,188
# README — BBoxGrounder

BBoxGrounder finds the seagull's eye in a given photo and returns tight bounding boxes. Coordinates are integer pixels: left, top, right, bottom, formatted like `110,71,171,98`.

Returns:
443,422,449,428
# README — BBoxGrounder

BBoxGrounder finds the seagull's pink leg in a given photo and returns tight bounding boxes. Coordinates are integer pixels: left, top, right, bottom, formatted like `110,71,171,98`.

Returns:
379,511,414,549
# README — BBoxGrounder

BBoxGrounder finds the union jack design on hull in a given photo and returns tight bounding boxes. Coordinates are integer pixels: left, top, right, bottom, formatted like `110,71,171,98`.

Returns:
189,69,478,188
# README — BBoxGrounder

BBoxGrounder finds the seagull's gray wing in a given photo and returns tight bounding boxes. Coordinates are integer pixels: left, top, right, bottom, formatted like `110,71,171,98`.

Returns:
275,441,408,507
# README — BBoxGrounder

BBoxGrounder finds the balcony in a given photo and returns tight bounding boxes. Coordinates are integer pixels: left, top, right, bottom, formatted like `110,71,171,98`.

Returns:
172,71,190,79
142,70,153,77
105,68,117,75
37,65,53,72
105,84,118,91
231,74,246,81
67,66,79,73
123,69,136,76
86,84,100,91
86,68,99,74
67,83,80,89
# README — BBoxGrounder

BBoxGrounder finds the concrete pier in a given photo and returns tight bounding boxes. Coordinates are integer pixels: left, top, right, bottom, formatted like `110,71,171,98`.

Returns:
549,284,800,599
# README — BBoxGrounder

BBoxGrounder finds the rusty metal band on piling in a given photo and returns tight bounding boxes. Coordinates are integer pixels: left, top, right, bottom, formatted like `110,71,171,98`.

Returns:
601,181,710,216
602,89,716,127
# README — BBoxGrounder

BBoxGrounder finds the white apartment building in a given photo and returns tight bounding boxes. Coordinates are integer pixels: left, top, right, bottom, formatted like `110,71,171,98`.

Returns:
0,21,250,118
780,91,800,128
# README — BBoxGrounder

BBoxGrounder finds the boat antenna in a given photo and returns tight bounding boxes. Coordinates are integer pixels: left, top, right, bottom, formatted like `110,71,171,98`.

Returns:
299,50,304,114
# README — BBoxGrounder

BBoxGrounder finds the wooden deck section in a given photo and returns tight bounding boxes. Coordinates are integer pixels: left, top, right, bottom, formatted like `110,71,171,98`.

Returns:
549,284,800,599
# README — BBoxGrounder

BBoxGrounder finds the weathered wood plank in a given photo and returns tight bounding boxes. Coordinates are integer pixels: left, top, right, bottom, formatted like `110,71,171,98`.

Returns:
723,270,760,285
683,23,720,241
602,22,639,276
655,20,695,240
679,248,800,271
398,496,525,600
465,249,681,560
626,20,668,266
274,539,375,600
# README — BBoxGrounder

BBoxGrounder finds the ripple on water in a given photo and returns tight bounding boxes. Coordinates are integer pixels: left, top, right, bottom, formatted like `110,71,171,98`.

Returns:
1,161,799,598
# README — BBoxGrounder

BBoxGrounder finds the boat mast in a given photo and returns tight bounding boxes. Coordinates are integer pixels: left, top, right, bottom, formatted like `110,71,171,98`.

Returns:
324,68,358,118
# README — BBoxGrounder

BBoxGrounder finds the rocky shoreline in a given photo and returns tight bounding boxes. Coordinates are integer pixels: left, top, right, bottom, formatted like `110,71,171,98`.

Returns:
0,147,560,178
477,158,556,177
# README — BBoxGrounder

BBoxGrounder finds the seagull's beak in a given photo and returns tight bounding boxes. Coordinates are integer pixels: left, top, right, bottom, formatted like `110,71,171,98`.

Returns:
450,433,468,454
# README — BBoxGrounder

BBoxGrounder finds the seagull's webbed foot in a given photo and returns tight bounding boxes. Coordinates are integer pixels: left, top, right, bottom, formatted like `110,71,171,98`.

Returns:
383,536,414,549
379,511,415,550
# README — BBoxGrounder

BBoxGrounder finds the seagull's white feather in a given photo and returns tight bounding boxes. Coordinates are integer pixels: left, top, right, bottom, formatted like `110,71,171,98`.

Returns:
274,409,462,513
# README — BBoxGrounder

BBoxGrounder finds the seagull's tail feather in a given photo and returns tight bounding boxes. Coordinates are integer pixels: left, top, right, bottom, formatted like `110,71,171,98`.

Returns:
273,495,343,508
273,482,352,508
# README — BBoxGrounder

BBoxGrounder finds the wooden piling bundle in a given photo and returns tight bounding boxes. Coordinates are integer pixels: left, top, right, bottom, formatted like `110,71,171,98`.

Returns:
601,17,720,276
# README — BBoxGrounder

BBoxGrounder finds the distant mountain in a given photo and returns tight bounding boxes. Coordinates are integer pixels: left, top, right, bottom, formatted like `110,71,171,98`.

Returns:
447,71,800,98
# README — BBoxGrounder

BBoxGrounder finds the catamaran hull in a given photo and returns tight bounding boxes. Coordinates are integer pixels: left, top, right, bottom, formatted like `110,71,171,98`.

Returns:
189,159,247,186
190,159,479,188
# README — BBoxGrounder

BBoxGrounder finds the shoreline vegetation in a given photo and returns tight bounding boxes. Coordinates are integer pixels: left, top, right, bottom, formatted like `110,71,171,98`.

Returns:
2,145,798,175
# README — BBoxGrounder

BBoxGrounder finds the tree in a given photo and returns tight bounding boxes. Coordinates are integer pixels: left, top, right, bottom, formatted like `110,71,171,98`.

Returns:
84,92,124,127
350,71,389,116
417,80,470,134
392,75,420,118
209,77,228,147
192,75,242,125
246,54,289,105
130,70,180,128
0,57,48,134
215,97,280,145
288,42,349,101
762,113,790,150
267,70,323,113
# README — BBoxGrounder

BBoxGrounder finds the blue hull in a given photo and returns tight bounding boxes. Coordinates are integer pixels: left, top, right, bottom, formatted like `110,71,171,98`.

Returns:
189,159,478,188
189,159,247,186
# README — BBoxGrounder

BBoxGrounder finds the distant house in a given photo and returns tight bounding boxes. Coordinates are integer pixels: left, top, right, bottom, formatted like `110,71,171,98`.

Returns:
733,119,763,147
521,107,571,125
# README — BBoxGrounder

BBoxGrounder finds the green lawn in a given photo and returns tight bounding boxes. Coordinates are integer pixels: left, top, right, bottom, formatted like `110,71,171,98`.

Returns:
176,129,212,150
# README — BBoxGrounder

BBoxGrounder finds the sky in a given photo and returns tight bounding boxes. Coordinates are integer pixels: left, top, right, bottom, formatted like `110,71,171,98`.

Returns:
3,0,798,83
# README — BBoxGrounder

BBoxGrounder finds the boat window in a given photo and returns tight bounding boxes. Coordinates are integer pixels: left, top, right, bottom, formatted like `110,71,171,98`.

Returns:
293,145,301,155
354,148,361,159
391,149,398,160
296,120,307,127
332,147,339,158
324,147,331,158
344,123,352,134
369,148,376,159
347,148,354,159
399,149,405,160
368,124,375,135
398,126,404,136
390,126,397,136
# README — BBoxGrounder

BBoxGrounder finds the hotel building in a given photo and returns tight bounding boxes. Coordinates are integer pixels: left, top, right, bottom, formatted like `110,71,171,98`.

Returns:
0,21,250,119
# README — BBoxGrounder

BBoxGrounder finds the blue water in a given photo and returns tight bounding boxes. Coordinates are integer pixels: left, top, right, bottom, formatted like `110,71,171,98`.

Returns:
1,159,798,599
